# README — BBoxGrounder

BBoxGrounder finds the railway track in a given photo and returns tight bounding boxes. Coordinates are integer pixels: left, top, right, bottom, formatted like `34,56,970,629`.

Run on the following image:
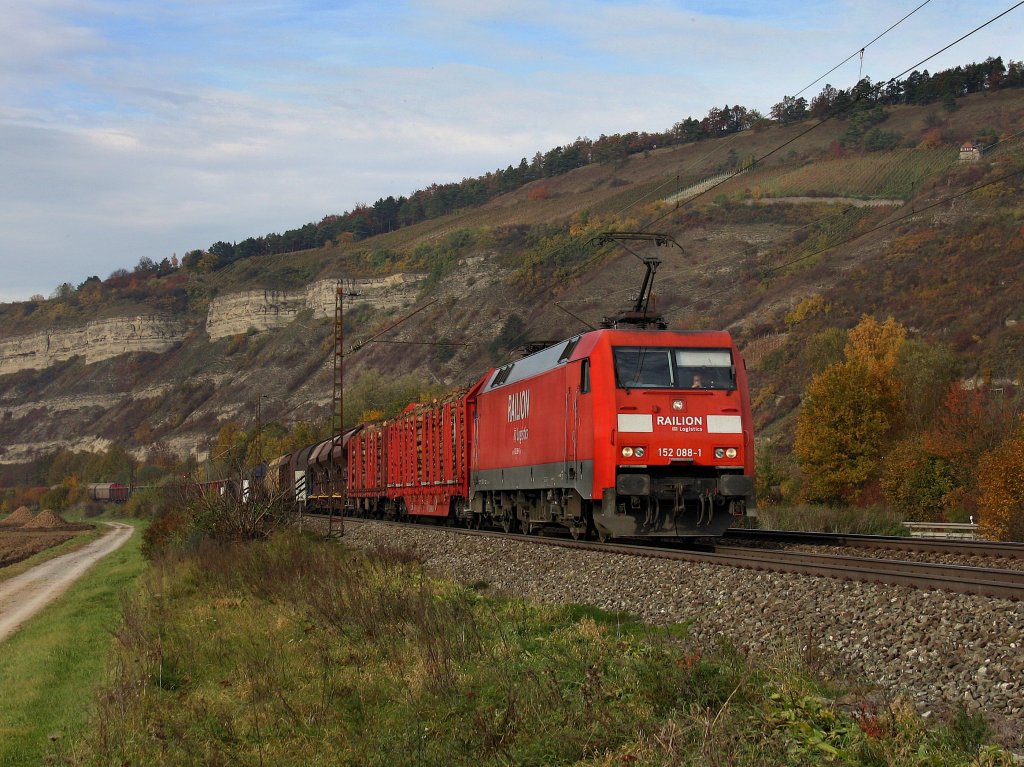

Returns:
723,527,1024,559
310,515,1024,601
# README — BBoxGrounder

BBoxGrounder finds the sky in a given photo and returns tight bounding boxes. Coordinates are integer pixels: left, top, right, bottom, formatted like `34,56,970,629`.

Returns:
0,0,1020,304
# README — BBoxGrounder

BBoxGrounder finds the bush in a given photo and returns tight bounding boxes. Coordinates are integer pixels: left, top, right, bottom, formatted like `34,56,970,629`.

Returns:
141,508,190,559
40,484,70,512
880,440,956,521
123,485,172,519
80,502,106,518
141,481,296,559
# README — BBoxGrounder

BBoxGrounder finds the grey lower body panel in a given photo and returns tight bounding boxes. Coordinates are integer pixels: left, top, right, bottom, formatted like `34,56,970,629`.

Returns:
471,461,594,498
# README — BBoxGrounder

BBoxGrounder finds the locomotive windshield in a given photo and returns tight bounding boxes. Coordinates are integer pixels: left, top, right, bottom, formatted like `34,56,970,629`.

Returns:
614,347,735,390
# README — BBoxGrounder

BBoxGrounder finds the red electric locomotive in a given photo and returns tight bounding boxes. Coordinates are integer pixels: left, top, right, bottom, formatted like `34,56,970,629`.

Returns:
470,328,753,539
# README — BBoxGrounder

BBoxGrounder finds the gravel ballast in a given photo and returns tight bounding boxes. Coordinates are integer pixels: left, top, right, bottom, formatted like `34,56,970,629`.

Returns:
332,519,1024,743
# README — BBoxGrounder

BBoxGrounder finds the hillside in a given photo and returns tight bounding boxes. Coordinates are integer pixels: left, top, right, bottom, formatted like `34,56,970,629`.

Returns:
0,88,1022,471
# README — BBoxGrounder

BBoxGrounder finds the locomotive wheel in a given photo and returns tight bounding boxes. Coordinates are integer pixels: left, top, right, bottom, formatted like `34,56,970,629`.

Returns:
501,513,515,533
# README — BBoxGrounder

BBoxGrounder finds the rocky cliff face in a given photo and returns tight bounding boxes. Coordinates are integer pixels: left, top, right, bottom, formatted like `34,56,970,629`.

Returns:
205,275,424,339
0,315,189,376
0,271,443,465
0,274,427,377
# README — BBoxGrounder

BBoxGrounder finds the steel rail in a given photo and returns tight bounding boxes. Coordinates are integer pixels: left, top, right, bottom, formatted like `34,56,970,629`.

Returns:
723,528,1024,559
324,516,1024,601
709,545,1024,599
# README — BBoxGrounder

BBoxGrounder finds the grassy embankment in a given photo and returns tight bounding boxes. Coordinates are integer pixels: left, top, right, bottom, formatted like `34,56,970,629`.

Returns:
0,518,147,766
58,531,1009,766
754,504,910,535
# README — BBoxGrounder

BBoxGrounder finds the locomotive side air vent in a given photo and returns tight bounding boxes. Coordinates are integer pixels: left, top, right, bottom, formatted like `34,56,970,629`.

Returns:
558,336,581,363
492,364,514,387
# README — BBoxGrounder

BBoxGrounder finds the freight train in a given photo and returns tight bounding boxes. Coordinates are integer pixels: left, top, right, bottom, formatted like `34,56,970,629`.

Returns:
256,324,754,540
239,234,753,540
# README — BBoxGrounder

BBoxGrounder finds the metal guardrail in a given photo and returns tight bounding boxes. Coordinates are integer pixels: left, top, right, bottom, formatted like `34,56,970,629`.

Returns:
903,521,980,539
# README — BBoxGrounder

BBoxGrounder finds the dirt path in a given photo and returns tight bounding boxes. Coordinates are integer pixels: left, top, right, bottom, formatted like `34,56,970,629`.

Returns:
0,522,134,642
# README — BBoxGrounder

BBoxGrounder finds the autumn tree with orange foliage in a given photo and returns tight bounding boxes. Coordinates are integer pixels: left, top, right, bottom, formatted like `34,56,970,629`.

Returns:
976,418,1024,541
922,385,997,497
794,316,906,504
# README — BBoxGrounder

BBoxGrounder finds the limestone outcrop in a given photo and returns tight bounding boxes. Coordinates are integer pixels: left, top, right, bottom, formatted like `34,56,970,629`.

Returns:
0,315,189,376
0,274,427,376
205,275,423,339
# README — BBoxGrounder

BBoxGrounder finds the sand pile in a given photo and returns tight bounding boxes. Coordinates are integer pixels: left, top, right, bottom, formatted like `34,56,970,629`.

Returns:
0,506,35,527
22,509,69,529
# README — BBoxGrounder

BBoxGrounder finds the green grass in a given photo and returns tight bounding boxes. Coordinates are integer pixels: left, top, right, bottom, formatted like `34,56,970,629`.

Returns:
59,531,1013,766
0,519,148,767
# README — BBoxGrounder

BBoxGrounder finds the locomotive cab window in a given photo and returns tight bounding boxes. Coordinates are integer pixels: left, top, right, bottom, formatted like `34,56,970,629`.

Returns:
613,347,735,390
676,349,735,390
613,348,674,388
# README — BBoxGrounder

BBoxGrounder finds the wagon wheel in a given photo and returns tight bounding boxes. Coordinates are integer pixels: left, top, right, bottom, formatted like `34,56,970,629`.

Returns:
596,527,610,544
569,524,586,541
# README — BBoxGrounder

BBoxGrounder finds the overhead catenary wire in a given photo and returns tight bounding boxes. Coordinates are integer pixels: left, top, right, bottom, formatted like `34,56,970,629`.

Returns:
887,0,1024,83
614,1,1015,265
793,0,934,98
638,0,1024,234
475,0,1023,342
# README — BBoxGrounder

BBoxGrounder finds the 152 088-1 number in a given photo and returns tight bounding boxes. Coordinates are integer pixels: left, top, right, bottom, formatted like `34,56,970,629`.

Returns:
657,447,702,459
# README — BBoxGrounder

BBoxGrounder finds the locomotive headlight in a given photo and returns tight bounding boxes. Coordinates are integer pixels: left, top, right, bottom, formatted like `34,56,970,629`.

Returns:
634,447,646,458
672,400,684,411
725,448,738,459
621,447,634,458
714,448,725,459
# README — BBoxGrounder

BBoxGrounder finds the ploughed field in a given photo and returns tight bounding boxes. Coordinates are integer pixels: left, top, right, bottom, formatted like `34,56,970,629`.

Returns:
0,507,91,568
